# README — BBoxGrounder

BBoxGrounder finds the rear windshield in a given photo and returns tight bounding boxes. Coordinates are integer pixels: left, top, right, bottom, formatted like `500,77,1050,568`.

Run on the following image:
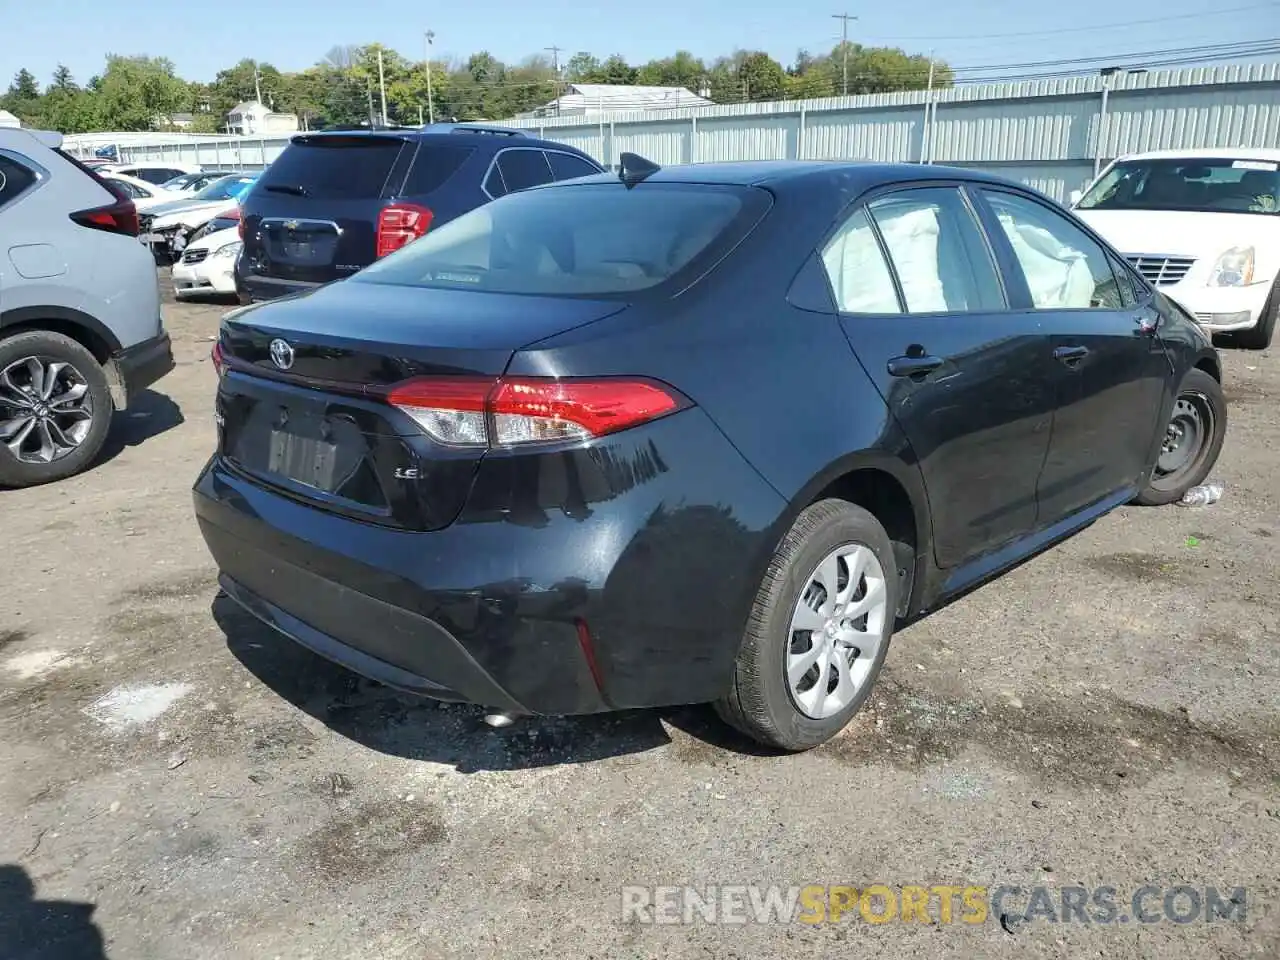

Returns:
195,175,257,201
257,136,405,200
351,182,770,297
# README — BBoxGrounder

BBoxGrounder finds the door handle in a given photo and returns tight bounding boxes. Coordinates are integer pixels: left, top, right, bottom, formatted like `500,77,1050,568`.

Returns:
887,354,944,378
1053,345,1089,366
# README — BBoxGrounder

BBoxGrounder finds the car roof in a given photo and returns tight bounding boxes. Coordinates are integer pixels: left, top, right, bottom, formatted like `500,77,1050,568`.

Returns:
291,127,588,153
0,127,62,151
1114,147,1280,163
555,159,1024,192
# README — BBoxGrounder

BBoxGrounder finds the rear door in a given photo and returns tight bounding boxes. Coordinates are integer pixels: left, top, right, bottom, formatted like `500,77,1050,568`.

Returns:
824,184,1057,570
976,188,1168,523
242,135,410,284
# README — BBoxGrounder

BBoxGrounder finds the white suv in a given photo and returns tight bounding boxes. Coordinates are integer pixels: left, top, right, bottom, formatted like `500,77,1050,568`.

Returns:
0,127,174,487
1072,148,1279,349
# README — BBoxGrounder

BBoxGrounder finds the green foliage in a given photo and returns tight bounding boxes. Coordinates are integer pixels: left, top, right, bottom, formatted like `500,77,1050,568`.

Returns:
2,42,951,134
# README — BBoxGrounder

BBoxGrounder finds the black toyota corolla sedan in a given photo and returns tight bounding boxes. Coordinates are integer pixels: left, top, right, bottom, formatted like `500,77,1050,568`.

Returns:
195,155,1226,751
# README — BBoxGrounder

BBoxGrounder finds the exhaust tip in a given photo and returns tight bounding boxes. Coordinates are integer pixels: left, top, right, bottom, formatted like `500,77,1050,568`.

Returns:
483,711,517,728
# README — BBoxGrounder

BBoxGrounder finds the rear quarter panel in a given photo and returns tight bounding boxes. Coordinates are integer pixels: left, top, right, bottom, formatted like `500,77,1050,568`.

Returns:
507,183,932,644
0,141,160,349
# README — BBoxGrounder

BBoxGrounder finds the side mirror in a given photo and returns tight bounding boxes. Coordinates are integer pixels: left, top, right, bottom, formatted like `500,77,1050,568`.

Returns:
1068,189,1084,207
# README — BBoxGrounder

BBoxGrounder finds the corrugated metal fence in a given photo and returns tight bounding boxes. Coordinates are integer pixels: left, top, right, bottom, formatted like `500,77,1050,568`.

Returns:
111,62,1280,201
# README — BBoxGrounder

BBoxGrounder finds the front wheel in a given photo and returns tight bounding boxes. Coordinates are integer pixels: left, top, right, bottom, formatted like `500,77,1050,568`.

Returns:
1134,368,1227,506
715,499,898,751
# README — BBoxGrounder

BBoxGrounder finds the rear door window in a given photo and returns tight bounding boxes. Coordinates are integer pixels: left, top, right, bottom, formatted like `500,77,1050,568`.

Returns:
867,187,1006,313
402,144,474,195
483,164,507,198
0,156,37,207
496,149,555,193
547,152,601,181
351,182,770,298
256,136,406,200
821,209,902,314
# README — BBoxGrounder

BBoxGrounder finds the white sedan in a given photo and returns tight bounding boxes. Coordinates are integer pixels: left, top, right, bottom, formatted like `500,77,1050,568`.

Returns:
1073,147,1279,349
100,172,183,212
172,227,241,299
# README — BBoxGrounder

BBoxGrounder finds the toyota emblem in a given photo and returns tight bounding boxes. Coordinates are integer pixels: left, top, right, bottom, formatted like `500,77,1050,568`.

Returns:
269,338,295,370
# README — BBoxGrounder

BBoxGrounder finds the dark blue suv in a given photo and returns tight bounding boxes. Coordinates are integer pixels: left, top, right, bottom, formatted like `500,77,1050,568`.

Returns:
234,124,604,302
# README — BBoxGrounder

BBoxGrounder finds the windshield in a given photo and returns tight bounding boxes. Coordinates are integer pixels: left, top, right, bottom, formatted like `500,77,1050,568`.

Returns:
351,182,770,298
1078,158,1279,215
195,175,257,202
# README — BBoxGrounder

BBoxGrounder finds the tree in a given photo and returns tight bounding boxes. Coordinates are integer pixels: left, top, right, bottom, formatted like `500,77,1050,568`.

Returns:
599,54,636,86
635,51,705,91
565,52,604,83
7,69,39,100
94,55,189,131
737,52,786,101
51,65,77,93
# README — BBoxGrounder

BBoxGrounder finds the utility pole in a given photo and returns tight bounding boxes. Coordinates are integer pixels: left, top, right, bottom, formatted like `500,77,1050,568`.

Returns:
546,45,563,116
831,13,857,96
365,78,376,129
921,50,935,164
377,48,389,126
253,61,263,105
424,30,436,125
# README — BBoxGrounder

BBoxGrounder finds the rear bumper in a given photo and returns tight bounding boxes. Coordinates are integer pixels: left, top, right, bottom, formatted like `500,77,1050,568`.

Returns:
193,409,786,715
234,265,323,303
113,332,174,404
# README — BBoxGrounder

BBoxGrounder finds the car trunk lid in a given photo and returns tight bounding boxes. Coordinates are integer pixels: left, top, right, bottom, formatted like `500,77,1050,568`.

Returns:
215,280,626,530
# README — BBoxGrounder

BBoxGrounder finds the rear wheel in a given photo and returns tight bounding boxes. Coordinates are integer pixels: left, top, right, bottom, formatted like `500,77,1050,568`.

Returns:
0,331,113,488
1134,368,1226,506
715,499,897,751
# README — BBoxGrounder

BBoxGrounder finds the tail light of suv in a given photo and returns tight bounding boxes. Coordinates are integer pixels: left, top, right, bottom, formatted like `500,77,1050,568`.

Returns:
70,193,139,237
376,203,433,258
384,376,684,447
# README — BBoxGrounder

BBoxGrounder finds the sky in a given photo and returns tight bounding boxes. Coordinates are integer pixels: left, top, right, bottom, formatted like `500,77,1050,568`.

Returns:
2,0,1277,87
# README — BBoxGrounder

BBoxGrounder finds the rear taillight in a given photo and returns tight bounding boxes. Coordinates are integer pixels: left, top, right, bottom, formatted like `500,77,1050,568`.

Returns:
376,203,433,258
211,340,227,378
70,193,139,237
384,376,683,447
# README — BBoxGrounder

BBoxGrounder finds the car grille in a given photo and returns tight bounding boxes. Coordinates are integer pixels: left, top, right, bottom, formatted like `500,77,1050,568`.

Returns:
182,249,208,265
1125,254,1196,286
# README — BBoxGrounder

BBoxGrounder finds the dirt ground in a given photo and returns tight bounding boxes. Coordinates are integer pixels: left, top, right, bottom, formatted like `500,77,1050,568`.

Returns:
1,273,1277,959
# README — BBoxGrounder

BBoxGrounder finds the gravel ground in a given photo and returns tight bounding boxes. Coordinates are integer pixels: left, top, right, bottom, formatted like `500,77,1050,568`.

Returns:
1,274,1277,959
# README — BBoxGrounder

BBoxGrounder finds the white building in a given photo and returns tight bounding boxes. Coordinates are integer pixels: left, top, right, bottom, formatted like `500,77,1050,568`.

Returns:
527,84,713,118
0,109,20,129
226,101,298,136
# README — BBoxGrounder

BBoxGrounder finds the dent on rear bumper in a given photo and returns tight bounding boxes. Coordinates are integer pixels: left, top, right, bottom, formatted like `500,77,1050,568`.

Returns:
193,407,788,714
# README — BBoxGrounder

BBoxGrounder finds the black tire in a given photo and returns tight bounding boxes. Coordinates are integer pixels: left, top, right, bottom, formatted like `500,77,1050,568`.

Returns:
715,498,898,751
1134,367,1227,506
1229,276,1277,350
0,330,113,488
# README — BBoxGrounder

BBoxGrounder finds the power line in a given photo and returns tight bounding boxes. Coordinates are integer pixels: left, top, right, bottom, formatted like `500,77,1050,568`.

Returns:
859,3,1280,43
